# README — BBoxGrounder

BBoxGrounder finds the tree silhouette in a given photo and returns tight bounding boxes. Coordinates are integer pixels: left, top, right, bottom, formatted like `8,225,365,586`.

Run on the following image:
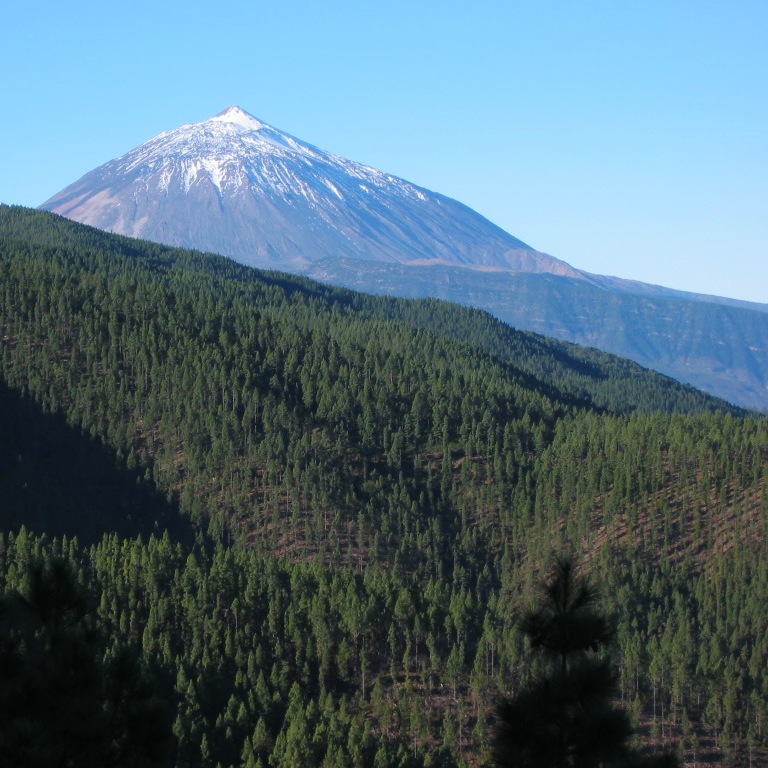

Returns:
0,557,173,767
493,556,678,768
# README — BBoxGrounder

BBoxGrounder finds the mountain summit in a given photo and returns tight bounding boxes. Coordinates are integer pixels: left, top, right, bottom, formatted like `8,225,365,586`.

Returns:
41,106,577,277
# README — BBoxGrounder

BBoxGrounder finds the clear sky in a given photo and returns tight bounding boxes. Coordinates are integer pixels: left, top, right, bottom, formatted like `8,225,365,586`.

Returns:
2,1,766,303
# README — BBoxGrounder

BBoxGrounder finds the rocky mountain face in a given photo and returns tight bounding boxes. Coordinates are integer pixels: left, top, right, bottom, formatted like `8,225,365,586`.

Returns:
40,107,768,409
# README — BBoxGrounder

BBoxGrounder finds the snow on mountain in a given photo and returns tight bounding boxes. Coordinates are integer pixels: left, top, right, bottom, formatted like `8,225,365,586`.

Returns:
40,106,580,277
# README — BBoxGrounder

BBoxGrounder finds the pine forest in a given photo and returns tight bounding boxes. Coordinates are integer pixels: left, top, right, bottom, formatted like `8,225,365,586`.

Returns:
1,204,767,767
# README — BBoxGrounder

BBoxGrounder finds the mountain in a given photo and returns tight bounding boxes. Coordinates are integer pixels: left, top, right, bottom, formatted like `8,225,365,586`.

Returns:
40,106,574,277
40,107,768,410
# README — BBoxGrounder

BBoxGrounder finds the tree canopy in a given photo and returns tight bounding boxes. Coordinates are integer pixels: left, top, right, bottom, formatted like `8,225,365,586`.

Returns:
0,557,172,767
0,205,766,765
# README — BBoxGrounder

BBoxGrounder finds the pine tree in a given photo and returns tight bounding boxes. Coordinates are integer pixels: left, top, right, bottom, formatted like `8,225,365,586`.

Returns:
0,557,173,767
493,555,678,768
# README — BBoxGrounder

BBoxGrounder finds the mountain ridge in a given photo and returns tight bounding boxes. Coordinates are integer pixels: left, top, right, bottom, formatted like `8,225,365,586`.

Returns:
0,204,739,418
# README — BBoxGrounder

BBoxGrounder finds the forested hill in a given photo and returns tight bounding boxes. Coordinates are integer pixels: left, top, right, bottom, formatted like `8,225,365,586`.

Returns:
1,203,767,767
0,205,739,417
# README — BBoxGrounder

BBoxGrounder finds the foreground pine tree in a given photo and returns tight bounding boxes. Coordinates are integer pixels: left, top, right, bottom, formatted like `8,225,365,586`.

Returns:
0,557,173,767
493,556,678,768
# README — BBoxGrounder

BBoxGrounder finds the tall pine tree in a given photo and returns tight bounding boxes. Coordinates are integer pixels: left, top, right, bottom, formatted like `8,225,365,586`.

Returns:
493,556,678,768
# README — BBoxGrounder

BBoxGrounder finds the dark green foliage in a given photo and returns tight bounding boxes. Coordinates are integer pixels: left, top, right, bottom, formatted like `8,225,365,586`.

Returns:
0,380,191,545
495,660,633,768
520,558,615,669
0,205,766,765
0,535,452,767
0,557,173,767
494,558,676,768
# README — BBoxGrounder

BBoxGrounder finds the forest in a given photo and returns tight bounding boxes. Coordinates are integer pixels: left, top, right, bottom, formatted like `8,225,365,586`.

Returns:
1,204,767,766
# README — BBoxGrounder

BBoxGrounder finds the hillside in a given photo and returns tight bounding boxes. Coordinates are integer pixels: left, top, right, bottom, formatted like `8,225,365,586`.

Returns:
1,205,767,766
314,258,768,411
1,205,738,419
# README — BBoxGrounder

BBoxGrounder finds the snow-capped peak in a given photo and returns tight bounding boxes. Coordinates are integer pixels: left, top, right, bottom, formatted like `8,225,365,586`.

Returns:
210,105,267,132
40,105,571,280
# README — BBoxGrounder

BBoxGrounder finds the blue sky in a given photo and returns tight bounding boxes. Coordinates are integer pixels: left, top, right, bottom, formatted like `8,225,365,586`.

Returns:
2,1,766,303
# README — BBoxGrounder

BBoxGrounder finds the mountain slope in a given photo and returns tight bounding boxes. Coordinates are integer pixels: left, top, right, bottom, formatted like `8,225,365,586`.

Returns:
0,205,738,418
317,260,768,409
2,205,768,767
39,107,768,409
40,106,575,277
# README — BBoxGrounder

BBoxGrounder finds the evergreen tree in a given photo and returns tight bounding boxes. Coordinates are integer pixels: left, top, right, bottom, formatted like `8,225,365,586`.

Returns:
0,557,173,767
493,556,678,768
